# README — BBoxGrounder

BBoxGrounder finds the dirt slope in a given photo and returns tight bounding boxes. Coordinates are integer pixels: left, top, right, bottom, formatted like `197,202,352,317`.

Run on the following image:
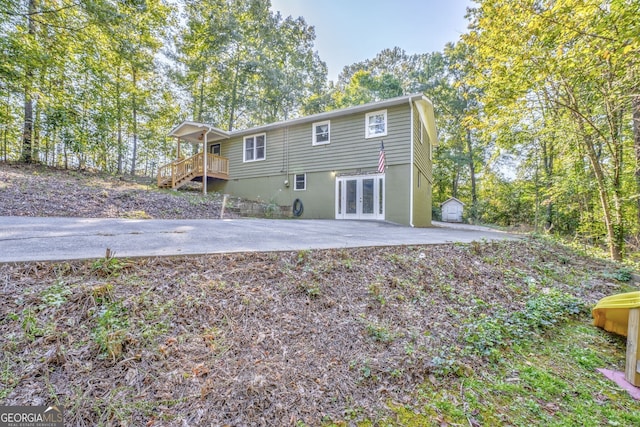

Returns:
0,239,630,425
0,163,233,219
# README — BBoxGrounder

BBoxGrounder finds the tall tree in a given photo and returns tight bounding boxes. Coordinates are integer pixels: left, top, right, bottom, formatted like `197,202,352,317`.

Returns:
332,70,403,108
442,42,483,221
19,0,35,162
175,0,327,130
100,0,170,175
466,0,640,260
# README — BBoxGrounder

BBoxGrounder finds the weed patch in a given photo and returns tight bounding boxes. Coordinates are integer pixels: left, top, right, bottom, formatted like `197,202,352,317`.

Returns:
463,289,586,358
90,301,130,360
1,239,637,425
91,254,128,277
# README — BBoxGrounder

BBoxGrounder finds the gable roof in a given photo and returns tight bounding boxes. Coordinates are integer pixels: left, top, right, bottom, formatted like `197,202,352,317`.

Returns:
167,121,230,144
441,197,465,207
168,94,438,146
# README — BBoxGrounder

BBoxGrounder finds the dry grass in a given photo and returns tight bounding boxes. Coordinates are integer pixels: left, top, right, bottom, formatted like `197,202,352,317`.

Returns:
0,162,234,219
0,239,633,425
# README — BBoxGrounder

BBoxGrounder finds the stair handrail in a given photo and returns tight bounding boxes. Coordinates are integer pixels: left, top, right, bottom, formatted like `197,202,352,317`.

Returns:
157,152,229,188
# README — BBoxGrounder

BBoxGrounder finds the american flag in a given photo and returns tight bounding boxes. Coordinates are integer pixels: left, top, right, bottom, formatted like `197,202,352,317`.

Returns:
377,141,386,173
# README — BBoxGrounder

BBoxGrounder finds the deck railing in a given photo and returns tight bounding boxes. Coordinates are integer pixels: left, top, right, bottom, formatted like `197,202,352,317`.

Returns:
157,152,229,188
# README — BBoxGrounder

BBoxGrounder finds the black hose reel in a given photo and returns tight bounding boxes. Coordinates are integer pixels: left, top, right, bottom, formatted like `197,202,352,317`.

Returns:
292,198,304,217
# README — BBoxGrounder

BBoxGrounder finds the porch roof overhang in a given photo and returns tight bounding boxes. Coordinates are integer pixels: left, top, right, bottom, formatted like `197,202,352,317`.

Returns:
168,121,230,144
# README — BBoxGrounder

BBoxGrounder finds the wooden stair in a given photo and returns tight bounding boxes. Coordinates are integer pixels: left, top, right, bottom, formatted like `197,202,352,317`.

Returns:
157,152,229,189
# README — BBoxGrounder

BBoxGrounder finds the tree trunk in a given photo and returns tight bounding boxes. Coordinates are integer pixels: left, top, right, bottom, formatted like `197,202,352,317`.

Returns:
227,62,240,131
466,128,478,221
33,69,48,162
581,130,623,261
2,94,8,162
20,0,36,163
63,142,68,170
610,106,625,260
633,95,640,228
452,170,459,199
116,66,123,174
542,138,554,230
130,68,138,176
2,124,7,162
33,97,40,162
21,94,33,163
197,71,205,122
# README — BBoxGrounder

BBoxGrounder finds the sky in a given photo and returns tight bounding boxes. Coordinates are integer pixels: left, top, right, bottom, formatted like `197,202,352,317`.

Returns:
269,0,473,81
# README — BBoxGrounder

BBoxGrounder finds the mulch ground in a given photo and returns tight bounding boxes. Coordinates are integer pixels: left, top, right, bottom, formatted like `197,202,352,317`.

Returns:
0,163,235,219
0,239,626,425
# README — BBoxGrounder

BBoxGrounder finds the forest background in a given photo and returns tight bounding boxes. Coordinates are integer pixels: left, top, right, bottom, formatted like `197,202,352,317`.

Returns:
1,0,639,261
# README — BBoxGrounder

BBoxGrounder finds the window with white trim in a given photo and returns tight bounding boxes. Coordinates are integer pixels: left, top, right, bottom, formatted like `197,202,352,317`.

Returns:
243,133,266,162
365,110,387,139
312,120,330,145
294,173,306,191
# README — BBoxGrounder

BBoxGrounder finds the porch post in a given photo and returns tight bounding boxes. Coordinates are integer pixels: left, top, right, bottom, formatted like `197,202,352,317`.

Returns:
177,138,181,159
203,131,208,195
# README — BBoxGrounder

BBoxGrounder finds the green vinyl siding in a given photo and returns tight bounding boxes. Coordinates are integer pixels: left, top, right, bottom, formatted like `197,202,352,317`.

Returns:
412,106,433,183
202,96,431,227
384,164,411,225
287,103,412,173
410,104,433,227
222,128,287,179
412,166,432,227
218,171,336,219
221,103,412,180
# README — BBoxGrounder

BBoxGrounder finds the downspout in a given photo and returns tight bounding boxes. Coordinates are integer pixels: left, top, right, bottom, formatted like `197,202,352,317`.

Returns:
283,127,290,200
409,98,415,227
203,129,211,195
285,127,290,185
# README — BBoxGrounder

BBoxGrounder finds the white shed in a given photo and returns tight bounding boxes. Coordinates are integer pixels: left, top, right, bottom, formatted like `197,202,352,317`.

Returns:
441,197,465,223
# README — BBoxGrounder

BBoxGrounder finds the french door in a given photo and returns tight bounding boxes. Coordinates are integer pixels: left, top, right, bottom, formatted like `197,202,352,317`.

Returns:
335,175,385,220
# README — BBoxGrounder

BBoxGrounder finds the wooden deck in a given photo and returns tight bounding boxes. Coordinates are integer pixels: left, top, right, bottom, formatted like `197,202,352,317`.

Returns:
157,152,229,189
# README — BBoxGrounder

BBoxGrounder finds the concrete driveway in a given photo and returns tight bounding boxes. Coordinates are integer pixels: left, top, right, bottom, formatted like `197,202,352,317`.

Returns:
0,217,518,263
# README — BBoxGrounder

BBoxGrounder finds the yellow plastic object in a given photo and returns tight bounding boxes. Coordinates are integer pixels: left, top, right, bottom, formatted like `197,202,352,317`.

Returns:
592,291,640,337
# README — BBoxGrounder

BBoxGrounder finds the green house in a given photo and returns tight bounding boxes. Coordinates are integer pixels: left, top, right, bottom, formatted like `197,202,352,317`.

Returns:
159,93,438,227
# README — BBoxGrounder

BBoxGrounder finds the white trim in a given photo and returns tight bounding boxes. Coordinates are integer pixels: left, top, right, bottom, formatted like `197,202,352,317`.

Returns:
378,175,385,217
169,94,437,141
230,94,427,137
335,179,341,218
243,133,266,162
168,121,229,143
441,197,465,207
414,97,438,147
335,174,385,220
312,120,330,145
203,130,209,195
409,100,414,227
294,173,306,191
365,110,388,139
169,94,436,141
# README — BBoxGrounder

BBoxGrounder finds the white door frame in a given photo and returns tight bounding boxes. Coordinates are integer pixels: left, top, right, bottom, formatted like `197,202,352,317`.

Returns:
335,174,385,220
